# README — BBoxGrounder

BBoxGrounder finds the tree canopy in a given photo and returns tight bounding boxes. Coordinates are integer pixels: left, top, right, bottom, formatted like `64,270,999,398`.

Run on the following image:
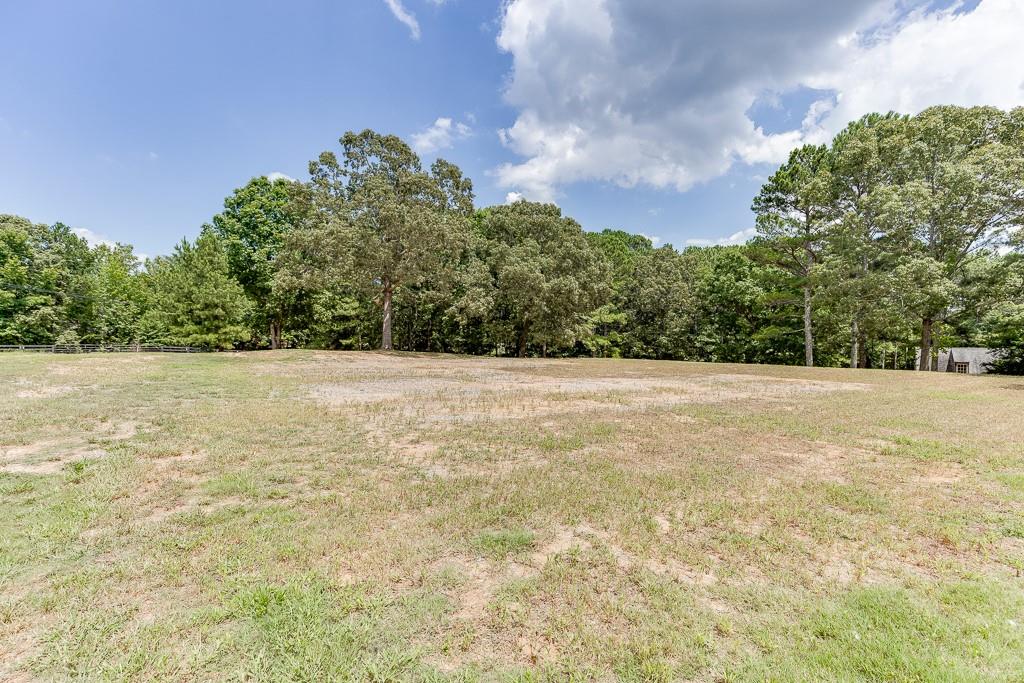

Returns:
2,112,1022,371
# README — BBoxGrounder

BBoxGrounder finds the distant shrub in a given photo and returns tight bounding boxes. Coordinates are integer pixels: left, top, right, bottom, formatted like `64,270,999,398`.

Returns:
55,329,80,347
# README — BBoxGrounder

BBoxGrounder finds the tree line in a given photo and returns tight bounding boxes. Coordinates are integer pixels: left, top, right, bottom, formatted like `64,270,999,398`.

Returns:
2,106,1022,372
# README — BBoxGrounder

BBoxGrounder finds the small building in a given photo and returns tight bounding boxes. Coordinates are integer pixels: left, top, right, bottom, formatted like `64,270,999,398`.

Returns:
915,347,996,375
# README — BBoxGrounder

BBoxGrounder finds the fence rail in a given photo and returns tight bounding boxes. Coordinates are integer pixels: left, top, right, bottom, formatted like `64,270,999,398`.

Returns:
0,344,205,354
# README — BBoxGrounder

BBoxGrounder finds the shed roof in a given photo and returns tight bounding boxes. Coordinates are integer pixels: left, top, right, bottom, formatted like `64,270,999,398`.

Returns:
948,347,997,373
948,347,994,362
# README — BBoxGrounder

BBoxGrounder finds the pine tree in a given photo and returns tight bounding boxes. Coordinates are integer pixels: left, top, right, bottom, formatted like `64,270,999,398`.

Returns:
144,232,250,349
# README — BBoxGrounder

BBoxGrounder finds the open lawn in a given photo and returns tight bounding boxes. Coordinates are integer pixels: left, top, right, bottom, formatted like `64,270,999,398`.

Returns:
1,351,1023,681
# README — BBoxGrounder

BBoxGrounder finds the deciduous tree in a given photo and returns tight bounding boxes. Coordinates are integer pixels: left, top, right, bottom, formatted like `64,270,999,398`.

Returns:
209,176,304,348
303,130,472,350
476,201,610,357
901,106,1024,369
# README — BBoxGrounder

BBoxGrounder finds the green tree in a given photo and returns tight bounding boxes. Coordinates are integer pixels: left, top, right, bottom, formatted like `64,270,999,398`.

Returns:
580,304,628,358
585,229,655,358
981,302,1024,374
475,201,610,357
0,216,94,344
978,253,1024,374
618,244,692,359
680,246,794,364
303,130,472,350
305,291,370,350
209,176,304,349
825,113,911,368
752,144,834,366
89,244,145,344
143,232,251,349
900,106,1024,369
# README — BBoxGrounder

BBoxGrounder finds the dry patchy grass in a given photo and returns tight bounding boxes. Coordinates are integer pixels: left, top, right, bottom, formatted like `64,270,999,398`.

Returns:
1,351,1022,681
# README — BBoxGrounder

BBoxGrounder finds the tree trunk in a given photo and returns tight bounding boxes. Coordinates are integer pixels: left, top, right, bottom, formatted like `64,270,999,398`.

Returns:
381,286,393,351
802,284,814,367
517,323,529,358
850,319,859,369
858,330,868,369
919,318,932,371
269,318,282,350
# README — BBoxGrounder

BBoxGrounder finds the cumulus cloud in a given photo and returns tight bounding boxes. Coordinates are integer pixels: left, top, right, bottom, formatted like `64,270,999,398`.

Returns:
267,171,297,183
382,0,421,40
493,0,1024,200
807,0,1024,133
411,117,472,154
685,227,757,248
73,227,117,249
73,227,151,259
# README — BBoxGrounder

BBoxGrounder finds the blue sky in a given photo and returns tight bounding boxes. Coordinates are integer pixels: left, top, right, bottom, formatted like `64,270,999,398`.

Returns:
1,0,1019,256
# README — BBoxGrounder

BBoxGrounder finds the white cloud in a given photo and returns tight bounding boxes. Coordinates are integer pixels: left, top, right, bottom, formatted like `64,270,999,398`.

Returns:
73,227,117,249
685,227,756,248
72,227,151,260
411,117,473,154
382,0,421,40
638,232,661,246
807,0,1024,134
493,0,1024,200
505,191,524,203
73,228,149,260
267,171,297,183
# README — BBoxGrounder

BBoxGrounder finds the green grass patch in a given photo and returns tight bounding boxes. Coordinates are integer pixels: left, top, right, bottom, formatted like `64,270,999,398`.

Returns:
823,482,889,514
734,581,1024,681
473,528,536,558
881,436,976,464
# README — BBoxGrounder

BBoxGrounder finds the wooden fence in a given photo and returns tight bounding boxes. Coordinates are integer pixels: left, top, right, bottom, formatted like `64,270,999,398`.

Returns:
0,344,205,354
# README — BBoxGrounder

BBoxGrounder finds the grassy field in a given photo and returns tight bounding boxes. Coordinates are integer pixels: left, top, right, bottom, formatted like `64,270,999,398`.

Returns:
1,351,1023,682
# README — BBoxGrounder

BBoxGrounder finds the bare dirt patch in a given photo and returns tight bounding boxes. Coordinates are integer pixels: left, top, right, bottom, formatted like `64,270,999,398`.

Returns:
438,556,506,621
913,462,966,486
311,378,471,404
101,421,138,440
529,526,592,568
308,361,869,428
140,495,245,525
652,514,673,534
0,440,63,460
12,382,82,399
0,420,139,474
645,557,718,586
0,446,109,474
766,442,876,485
